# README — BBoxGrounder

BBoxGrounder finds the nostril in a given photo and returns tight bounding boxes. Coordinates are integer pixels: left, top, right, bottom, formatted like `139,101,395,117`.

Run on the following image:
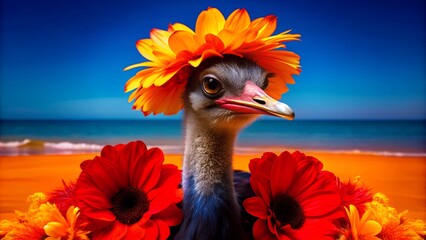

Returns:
253,98,266,105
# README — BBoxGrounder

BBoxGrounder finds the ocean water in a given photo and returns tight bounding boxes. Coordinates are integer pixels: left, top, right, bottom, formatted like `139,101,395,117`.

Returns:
0,119,425,156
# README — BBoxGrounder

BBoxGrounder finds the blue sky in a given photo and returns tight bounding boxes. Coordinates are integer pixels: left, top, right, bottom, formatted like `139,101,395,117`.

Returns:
1,0,425,120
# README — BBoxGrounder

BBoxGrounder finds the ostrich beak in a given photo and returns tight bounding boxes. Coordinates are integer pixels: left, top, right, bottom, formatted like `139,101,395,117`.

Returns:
215,81,295,120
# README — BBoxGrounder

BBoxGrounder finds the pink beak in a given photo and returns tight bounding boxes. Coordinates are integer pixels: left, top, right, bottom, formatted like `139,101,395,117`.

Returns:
215,81,295,120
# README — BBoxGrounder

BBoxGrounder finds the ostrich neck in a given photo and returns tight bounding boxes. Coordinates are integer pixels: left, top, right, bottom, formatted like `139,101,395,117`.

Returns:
176,110,246,240
182,114,237,196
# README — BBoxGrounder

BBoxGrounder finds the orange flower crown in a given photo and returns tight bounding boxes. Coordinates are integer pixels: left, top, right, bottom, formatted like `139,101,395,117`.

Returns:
124,7,301,116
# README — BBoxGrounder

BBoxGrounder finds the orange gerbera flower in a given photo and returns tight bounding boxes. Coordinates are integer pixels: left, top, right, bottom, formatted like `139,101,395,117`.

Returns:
125,7,301,115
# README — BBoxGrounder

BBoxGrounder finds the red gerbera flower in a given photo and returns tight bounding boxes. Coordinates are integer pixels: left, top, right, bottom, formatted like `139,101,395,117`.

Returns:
75,141,182,240
243,151,345,240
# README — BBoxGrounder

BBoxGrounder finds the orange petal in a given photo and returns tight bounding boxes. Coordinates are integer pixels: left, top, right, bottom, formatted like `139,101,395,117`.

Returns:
150,29,171,50
124,61,160,71
125,68,155,92
204,34,225,52
224,8,250,32
195,7,225,36
154,66,184,86
136,39,157,62
132,83,184,116
256,15,278,39
265,76,289,100
152,50,175,63
168,23,194,34
142,71,163,88
168,30,198,54
188,49,222,67
246,15,277,42
218,29,246,50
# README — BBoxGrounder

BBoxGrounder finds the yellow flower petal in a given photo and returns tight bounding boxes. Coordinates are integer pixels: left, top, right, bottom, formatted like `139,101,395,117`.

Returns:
168,22,194,34
360,220,382,236
43,221,67,237
66,206,79,229
345,205,383,240
195,7,225,36
124,61,160,71
125,68,155,92
150,28,173,53
136,39,157,62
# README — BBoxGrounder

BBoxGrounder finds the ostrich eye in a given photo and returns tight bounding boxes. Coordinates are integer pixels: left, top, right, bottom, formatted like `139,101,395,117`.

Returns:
201,76,223,98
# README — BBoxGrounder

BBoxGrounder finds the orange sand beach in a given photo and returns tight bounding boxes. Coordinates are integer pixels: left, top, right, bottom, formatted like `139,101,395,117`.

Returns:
0,151,425,221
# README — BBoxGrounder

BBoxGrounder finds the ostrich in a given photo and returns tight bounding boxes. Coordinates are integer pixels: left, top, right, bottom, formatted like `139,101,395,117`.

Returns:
175,55,294,239
124,8,300,240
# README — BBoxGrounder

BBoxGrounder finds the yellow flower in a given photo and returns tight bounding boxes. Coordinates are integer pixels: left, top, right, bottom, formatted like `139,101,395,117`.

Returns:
1,193,90,240
44,206,90,240
1,192,56,239
344,204,382,240
125,7,301,115
366,193,425,239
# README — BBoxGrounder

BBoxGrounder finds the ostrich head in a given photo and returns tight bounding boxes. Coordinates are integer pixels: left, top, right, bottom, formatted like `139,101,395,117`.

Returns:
184,55,294,131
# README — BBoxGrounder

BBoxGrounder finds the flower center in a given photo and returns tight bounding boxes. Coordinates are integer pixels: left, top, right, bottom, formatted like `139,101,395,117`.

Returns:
271,194,305,229
111,187,149,225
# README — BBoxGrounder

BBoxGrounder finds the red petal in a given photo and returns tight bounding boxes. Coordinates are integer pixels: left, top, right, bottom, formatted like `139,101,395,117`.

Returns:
249,153,277,203
121,141,148,177
80,159,92,170
85,157,125,197
249,152,276,174
151,204,183,226
295,172,338,202
270,151,296,197
250,174,271,205
287,158,321,197
146,165,181,214
77,186,113,209
142,220,159,240
148,188,177,214
131,148,163,192
290,151,305,161
299,190,341,217
154,219,171,240
243,197,268,219
93,221,127,240
84,208,116,222
253,219,277,240
289,219,338,239
100,145,119,162
126,223,146,240
155,164,181,190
